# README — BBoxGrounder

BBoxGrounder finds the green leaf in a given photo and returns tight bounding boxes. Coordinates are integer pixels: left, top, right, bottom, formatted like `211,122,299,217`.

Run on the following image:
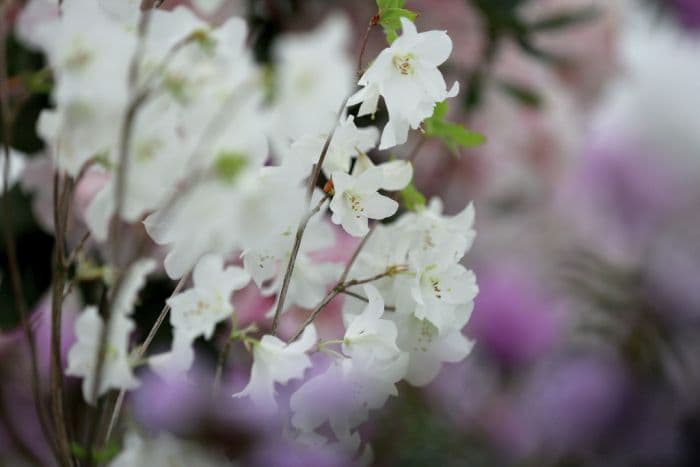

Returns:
376,0,406,10
424,101,486,153
378,7,417,44
497,79,542,108
214,152,248,183
399,182,426,212
93,442,121,464
70,442,87,459
24,68,52,94
528,6,599,32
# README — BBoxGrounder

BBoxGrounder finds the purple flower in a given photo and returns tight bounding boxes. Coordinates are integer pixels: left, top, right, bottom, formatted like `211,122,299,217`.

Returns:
671,0,700,31
467,264,562,367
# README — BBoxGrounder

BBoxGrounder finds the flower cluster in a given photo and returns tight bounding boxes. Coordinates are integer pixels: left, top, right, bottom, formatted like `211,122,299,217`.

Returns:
17,0,479,462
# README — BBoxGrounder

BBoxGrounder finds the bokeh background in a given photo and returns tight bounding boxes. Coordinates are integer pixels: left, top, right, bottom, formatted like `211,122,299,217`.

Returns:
2,0,700,466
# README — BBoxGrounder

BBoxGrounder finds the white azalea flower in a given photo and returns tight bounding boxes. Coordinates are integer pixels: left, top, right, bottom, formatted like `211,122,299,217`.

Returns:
352,151,413,191
113,258,157,316
235,324,317,411
396,198,476,263
343,285,402,362
0,149,27,192
66,307,139,404
168,254,250,340
290,352,407,441
398,260,478,333
149,331,195,381
289,115,379,176
348,17,459,150
269,15,353,146
392,309,474,386
329,168,398,237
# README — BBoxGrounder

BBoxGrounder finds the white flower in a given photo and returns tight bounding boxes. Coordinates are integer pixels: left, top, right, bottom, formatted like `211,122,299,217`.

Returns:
149,331,195,381
146,166,304,279
343,285,402,362
289,115,379,177
0,149,27,192
290,352,407,441
242,211,340,311
329,168,398,237
269,15,353,146
395,198,476,263
391,310,474,386
66,307,139,404
398,260,478,333
352,151,413,191
113,258,156,316
348,17,459,150
235,324,317,411
168,254,250,340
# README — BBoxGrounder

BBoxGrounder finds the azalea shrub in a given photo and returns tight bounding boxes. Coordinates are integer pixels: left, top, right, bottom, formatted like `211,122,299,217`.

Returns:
1,0,484,465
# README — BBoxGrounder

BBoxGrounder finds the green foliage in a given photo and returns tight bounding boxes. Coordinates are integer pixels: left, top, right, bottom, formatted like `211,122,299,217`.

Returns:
399,182,426,212
529,6,600,32
497,79,542,108
376,0,418,44
424,101,485,153
214,152,248,183
24,68,53,94
70,441,121,463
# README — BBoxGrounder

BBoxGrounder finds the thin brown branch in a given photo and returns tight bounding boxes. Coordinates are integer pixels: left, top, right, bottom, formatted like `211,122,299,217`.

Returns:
407,136,427,163
49,172,76,467
270,194,330,335
356,19,377,77
341,289,396,311
212,337,233,397
288,267,405,343
0,6,57,459
103,274,188,443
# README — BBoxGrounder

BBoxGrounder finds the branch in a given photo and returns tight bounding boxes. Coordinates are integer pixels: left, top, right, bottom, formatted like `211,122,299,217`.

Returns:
103,274,188,443
0,6,56,460
288,266,406,343
270,194,329,334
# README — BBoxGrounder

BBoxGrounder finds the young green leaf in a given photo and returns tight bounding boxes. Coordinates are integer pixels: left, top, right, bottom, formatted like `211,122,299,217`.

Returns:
376,0,406,11
377,4,418,44
400,182,426,212
424,101,486,153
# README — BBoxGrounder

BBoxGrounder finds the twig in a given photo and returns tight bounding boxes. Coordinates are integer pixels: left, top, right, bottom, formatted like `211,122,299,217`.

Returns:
407,136,427,163
341,289,396,311
0,6,56,459
356,16,379,77
49,172,76,467
212,337,233,397
270,194,330,334
103,274,188,443
288,267,405,343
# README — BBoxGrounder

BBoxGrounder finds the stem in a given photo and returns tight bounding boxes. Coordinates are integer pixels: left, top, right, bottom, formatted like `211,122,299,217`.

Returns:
0,5,56,459
356,19,377,77
272,12,379,334
288,267,405,343
407,136,427,163
49,173,76,467
103,274,188,443
212,337,233,397
341,289,396,311
270,194,329,335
